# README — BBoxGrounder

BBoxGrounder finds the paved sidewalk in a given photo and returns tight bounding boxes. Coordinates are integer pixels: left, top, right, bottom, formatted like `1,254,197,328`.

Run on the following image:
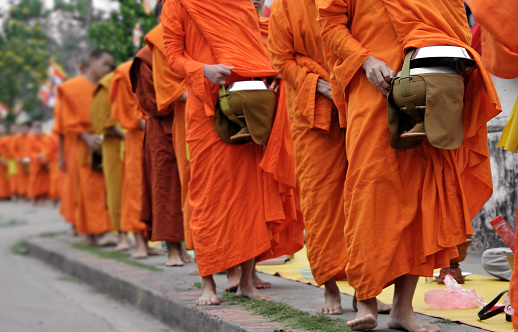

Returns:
1,201,492,332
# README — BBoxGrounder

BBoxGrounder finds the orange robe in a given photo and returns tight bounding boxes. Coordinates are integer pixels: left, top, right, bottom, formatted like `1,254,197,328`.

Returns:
162,0,303,276
317,0,500,300
0,136,11,199
110,61,146,235
54,75,112,234
465,0,518,79
130,40,185,242
91,73,123,232
4,135,18,196
268,0,347,285
53,94,76,224
27,133,50,199
15,133,30,197
144,24,192,247
45,133,61,201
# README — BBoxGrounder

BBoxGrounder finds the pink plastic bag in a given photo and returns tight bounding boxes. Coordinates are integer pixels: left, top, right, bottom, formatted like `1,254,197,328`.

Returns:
424,275,484,309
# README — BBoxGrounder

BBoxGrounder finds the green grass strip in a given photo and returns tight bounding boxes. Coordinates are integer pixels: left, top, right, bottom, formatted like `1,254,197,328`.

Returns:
434,318,461,325
0,219,27,227
10,240,29,255
223,292,352,332
72,243,162,272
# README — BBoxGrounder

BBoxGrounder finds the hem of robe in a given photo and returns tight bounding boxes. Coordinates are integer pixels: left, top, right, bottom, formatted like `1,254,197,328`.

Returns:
197,241,272,277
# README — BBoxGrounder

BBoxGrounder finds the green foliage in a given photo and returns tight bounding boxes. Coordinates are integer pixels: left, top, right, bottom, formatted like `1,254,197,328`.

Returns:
10,240,29,255
0,0,51,120
88,0,157,65
223,293,352,332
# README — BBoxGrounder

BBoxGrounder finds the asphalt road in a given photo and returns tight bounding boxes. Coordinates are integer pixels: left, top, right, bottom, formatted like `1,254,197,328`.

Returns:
0,200,179,332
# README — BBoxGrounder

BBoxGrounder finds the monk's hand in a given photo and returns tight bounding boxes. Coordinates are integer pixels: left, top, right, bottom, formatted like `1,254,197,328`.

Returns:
263,75,282,93
454,60,475,80
204,64,234,85
80,133,101,151
316,79,333,100
362,56,395,96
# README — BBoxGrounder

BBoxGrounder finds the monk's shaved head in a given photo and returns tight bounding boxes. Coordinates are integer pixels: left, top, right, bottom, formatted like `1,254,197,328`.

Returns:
0,124,6,136
88,49,114,83
33,121,43,137
155,0,163,23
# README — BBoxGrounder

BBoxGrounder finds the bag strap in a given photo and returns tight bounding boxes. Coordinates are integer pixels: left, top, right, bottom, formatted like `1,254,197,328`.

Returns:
478,290,509,320
399,49,421,120
219,85,246,127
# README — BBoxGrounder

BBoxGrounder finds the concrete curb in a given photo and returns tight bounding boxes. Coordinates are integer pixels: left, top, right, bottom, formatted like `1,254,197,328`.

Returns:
25,236,301,332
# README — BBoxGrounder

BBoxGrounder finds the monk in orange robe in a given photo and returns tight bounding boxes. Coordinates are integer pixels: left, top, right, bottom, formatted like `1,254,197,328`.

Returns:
91,72,129,251
162,0,302,304
27,122,50,205
110,61,158,259
45,132,61,205
5,126,19,201
0,125,11,200
316,0,500,330
15,122,31,198
132,23,190,266
465,0,518,79
54,49,114,244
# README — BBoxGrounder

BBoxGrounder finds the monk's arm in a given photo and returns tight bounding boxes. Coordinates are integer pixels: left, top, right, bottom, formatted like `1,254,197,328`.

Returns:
57,134,66,172
317,0,394,94
105,126,125,139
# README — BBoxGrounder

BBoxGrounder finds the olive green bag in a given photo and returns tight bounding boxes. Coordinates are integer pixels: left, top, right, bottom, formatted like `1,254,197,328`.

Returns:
388,50,465,149
214,85,277,145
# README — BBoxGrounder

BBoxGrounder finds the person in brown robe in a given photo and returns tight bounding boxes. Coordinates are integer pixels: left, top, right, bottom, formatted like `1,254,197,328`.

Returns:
129,6,190,267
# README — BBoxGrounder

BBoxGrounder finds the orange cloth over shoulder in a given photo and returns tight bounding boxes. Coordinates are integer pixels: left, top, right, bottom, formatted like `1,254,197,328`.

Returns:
27,132,50,199
317,0,500,300
162,0,302,276
110,61,146,235
54,75,112,234
268,0,347,285
465,0,518,79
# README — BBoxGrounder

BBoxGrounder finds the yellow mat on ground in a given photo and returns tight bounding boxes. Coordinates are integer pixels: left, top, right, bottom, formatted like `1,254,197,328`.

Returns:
256,247,512,332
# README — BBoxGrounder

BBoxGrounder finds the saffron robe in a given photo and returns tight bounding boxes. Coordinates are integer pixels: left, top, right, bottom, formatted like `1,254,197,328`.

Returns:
27,133,50,199
465,0,518,79
110,61,146,235
268,0,347,285
4,135,18,196
0,137,11,199
15,133,30,197
317,0,500,300
54,75,112,234
131,40,185,242
162,0,302,276
45,133,61,201
91,72,123,232
145,25,191,246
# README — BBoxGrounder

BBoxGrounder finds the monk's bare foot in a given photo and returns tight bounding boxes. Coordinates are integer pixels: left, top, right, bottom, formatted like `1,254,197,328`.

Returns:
353,296,392,314
316,278,342,315
347,297,378,331
114,233,130,252
180,244,193,263
131,248,148,259
224,266,240,292
189,266,199,275
77,235,95,245
165,242,184,266
147,247,165,256
97,232,117,247
197,275,220,305
387,309,439,332
252,270,272,289
237,284,272,301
